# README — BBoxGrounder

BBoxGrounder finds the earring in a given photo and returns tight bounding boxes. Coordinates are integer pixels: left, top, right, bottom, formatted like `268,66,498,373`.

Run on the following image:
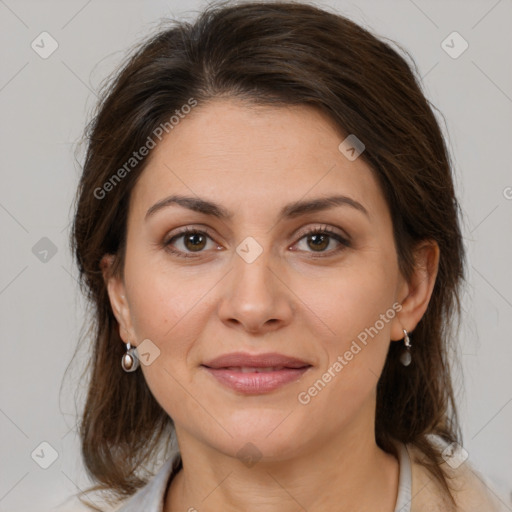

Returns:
121,342,139,372
400,329,412,366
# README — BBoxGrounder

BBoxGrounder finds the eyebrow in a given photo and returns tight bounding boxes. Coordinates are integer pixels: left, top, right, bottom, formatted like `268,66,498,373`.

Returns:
145,194,369,221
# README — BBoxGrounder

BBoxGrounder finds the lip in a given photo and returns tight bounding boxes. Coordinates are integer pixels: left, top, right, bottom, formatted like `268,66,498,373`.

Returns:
201,352,312,394
203,351,310,369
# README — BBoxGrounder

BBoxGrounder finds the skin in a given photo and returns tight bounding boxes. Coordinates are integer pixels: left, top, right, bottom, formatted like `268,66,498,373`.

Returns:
103,99,439,512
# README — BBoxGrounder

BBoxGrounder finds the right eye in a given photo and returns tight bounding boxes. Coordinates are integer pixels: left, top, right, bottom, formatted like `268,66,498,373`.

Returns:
163,227,220,258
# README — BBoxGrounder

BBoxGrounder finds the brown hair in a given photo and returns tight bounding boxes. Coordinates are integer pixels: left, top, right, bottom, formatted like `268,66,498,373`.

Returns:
70,1,465,509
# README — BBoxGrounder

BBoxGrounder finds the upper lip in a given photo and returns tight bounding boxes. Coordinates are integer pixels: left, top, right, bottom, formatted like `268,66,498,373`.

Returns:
202,352,311,369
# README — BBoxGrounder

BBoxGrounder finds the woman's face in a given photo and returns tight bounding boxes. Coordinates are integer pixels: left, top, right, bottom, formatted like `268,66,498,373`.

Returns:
106,99,419,461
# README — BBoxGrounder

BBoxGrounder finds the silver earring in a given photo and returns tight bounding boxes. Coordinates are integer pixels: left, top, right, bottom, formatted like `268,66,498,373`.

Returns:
400,329,412,366
121,342,139,372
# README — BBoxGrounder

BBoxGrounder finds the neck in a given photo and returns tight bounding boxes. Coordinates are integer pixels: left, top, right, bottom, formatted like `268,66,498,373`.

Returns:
165,412,399,512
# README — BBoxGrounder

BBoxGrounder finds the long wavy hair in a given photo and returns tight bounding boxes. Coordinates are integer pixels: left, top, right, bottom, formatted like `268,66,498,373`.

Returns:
69,1,465,509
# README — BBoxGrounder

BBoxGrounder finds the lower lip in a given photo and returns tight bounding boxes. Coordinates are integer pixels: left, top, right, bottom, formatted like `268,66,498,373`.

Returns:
202,366,311,394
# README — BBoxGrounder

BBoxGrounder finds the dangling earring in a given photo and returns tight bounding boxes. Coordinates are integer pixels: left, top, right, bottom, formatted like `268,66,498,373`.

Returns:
121,342,139,372
400,329,412,366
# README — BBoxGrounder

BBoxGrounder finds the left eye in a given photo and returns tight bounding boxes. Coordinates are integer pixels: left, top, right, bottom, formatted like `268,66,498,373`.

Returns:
293,228,350,256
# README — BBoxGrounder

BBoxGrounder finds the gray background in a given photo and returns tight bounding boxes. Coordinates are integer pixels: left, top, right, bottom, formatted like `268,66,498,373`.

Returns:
0,0,511,510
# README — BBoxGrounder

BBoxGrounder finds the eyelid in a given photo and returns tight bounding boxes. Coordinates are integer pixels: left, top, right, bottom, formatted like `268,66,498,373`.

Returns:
293,224,350,244
163,225,217,244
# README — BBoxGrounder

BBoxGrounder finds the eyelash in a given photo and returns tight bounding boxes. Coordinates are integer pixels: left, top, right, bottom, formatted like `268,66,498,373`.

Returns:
163,225,351,259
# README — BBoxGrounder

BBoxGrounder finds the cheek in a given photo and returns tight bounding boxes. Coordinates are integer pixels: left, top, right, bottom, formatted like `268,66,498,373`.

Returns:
121,262,200,393
124,247,208,341
296,258,398,346
293,254,398,404
124,261,210,420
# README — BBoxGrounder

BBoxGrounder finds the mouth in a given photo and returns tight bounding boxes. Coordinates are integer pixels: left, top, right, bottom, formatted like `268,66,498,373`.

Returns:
217,366,304,373
201,352,312,394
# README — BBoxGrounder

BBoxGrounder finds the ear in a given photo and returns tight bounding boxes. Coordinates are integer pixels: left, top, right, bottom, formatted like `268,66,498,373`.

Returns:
100,254,137,346
390,240,440,341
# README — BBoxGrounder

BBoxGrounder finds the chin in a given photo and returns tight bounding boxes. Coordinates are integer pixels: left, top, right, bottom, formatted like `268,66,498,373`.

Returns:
208,408,314,461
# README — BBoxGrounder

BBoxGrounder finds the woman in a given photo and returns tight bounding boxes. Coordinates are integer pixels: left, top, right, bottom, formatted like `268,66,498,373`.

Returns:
70,1,507,510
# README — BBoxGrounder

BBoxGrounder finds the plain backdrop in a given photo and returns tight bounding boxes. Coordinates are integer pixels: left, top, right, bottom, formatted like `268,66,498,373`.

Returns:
0,0,511,510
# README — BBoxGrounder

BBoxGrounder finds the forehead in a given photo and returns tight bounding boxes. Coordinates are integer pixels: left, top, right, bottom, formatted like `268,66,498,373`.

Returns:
129,99,387,222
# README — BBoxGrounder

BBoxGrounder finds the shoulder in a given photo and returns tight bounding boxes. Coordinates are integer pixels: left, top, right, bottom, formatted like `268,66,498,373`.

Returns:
406,438,509,512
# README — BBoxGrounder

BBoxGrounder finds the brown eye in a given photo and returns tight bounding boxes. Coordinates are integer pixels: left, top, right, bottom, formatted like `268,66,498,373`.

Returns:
307,233,330,252
163,228,217,258
293,227,350,257
182,232,207,251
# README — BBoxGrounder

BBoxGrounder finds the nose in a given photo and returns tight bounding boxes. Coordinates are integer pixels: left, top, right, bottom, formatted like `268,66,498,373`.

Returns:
217,247,294,335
